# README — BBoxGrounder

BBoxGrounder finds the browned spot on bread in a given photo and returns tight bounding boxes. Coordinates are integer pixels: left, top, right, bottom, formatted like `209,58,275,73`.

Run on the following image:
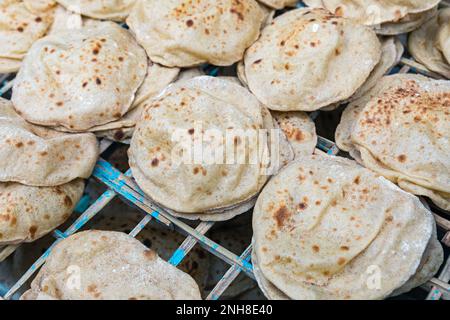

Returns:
273,205,292,229
29,225,38,238
337,257,346,265
186,19,194,27
312,245,320,253
353,176,360,185
64,195,73,208
188,128,195,135
340,246,350,251
397,154,407,163
15,142,24,148
151,158,159,167
144,250,157,261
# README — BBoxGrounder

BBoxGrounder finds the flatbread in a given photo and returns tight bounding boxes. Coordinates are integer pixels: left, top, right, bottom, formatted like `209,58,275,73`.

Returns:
129,76,278,219
126,0,264,67
257,0,297,10
349,36,403,102
0,98,99,187
253,155,434,300
21,230,202,300
376,6,438,35
336,74,450,211
409,9,450,79
0,0,57,73
321,0,440,26
243,8,381,111
12,21,148,131
56,0,136,22
0,180,84,245
271,111,317,158
392,222,443,296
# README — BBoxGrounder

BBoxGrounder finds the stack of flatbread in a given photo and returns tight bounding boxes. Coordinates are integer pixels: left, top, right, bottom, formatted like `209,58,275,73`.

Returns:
21,230,202,300
336,74,450,211
241,8,383,112
304,0,440,35
10,20,181,141
0,98,99,246
409,8,450,79
127,0,265,67
252,155,443,299
0,0,57,73
129,76,294,221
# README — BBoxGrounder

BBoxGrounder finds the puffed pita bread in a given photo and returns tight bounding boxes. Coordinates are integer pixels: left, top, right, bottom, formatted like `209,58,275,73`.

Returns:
336,74,450,211
129,76,281,220
55,61,180,141
12,21,148,131
21,230,202,300
243,8,381,111
56,0,136,22
321,0,440,26
271,111,317,159
253,155,434,300
257,0,297,10
409,8,450,79
0,98,98,187
127,0,264,67
0,0,57,73
0,180,84,245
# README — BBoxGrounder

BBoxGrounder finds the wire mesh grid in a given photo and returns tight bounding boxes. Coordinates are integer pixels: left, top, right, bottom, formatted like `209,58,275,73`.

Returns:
0,0,449,301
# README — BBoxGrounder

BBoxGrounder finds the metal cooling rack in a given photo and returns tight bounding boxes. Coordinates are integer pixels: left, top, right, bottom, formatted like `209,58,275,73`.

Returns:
0,0,449,301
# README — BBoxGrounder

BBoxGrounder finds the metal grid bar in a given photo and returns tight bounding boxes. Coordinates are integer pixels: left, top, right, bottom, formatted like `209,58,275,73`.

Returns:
1,0,449,300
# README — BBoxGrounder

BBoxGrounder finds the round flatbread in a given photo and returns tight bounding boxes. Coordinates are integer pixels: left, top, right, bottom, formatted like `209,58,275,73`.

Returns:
0,98,99,187
376,6,438,35
336,74,450,211
253,155,434,300
271,111,317,159
243,8,381,111
321,0,440,26
392,222,443,296
21,230,202,300
409,8,450,79
12,21,148,131
0,180,84,245
0,0,57,73
56,0,136,21
129,76,278,219
126,0,264,67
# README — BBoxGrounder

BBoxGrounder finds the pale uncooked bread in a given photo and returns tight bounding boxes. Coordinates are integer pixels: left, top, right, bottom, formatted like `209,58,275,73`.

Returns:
409,9,450,79
129,76,277,219
336,74,450,211
271,111,317,159
21,231,202,300
0,0,57,73
0,180,84,245
244,8,381,111
0,98,98,187
257,0,297,10
56,0,136,21
321,0,440,26
127,0,264,67
253,155,434,300
12,21,148,131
